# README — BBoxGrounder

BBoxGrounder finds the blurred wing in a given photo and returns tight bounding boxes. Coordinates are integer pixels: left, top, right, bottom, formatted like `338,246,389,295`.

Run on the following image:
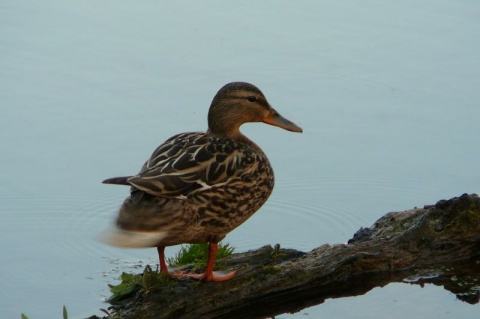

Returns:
126,133,257,197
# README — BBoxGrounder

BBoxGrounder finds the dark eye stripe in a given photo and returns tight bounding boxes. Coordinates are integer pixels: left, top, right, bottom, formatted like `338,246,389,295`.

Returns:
256,97,270,109
231,93,270,109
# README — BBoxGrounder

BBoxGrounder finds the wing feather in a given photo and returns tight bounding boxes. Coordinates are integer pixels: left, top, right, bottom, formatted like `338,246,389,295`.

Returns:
126,132,258,197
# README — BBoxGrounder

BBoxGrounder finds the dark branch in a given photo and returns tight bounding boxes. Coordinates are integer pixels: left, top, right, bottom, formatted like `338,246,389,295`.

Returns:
93,193,480,319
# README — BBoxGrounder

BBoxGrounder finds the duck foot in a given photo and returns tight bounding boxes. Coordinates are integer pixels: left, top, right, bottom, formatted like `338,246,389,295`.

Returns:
170,270,236,282
157,243,236,282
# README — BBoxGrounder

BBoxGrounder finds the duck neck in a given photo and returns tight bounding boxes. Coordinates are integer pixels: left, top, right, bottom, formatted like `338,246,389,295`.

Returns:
207,127,262,151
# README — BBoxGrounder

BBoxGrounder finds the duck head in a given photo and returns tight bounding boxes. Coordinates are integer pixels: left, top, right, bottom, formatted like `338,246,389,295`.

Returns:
207,82,303,138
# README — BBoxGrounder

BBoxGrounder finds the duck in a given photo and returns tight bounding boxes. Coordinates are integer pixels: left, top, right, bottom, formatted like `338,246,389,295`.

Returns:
102,81,302,282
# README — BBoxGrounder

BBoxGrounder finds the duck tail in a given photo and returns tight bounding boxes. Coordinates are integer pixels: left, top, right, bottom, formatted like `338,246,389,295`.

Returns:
102,176,132,185
98,227,168,248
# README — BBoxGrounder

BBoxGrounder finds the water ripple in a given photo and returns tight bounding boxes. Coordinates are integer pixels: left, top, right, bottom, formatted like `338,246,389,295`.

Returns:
231,171,437,251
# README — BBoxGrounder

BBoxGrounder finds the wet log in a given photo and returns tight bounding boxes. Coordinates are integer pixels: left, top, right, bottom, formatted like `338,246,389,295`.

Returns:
99,193,480,319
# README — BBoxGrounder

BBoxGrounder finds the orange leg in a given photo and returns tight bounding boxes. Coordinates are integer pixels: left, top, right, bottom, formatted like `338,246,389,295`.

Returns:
188,242,236,282
157,243,236,282
157,246,169,274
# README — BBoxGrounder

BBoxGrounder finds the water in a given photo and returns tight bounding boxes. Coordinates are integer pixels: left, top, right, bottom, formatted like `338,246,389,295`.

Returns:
1,1,479,318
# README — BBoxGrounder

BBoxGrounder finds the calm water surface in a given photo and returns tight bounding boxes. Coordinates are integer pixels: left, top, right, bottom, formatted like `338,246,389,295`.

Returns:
1,1,479,318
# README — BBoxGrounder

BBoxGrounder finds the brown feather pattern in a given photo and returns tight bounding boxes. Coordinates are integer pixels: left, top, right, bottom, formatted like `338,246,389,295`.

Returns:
112,132,274,246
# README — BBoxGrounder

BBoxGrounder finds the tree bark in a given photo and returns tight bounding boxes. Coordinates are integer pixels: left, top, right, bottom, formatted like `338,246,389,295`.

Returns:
98,193,480,319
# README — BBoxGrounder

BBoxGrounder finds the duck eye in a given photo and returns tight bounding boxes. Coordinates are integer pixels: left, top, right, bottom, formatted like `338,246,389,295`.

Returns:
247,96,257,103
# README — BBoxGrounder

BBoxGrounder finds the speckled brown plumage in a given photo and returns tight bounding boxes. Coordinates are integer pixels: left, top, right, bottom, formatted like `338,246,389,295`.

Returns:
112,132,274,245
102,81,302,281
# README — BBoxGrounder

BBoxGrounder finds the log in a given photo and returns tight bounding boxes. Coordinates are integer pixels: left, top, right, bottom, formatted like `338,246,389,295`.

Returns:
96,193,480,319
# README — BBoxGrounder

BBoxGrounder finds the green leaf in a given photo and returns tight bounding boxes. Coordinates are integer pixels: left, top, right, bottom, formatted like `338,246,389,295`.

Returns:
120,272,140,282
107,272,143,303
21,314,29,319
63,305,68,319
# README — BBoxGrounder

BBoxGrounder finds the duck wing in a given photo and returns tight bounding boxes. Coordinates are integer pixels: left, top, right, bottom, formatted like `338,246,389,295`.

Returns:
125,132,259,198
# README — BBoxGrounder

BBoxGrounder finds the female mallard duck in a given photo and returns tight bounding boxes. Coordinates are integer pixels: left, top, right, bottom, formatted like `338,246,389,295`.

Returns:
102,82,302,281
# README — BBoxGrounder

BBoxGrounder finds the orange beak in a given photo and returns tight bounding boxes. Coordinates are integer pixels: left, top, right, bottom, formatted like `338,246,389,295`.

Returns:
262,108,303,133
